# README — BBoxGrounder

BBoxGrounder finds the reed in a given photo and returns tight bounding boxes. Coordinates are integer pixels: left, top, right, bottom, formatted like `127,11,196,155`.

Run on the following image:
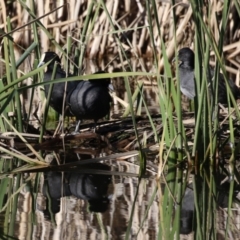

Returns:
0,0,240,239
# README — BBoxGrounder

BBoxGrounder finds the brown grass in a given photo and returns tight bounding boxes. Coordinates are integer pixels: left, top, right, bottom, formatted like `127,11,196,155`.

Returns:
0,1,239,70
0,0,240,129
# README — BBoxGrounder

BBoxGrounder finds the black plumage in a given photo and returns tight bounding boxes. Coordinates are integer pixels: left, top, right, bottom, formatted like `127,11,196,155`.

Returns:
38,52,112,132
177,47,240,104
38,52,80,116
68,71,112,126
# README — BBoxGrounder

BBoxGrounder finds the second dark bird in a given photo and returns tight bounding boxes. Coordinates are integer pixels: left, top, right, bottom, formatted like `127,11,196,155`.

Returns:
176,47,240,104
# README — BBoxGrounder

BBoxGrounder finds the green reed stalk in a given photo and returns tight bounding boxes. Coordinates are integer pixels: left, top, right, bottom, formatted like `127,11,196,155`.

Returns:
77,0,95,71
39,62,58,143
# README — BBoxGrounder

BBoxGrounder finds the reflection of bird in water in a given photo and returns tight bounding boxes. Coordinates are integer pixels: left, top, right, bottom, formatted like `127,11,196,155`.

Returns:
43,162,111,216
180,186,195,235
175,47,240,104
180,181,239,235
69,168,111,212
42,171,72,215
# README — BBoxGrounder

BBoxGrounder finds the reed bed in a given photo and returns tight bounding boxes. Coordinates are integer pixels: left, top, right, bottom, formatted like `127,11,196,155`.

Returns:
0,0,240,239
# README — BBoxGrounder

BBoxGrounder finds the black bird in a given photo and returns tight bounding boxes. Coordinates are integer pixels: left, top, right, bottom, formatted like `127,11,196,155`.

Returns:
176,47,240,104
38,52,112,132
67,71,112,131
38,52,80,116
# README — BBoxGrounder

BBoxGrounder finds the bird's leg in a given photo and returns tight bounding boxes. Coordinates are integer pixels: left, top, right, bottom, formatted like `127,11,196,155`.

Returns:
93,121,98,133
53,115,63,137
74,120,81,133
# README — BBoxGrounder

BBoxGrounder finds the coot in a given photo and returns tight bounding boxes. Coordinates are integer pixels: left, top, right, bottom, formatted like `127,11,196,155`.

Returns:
176,47,240,104
68,71,112,131
38,52,80,116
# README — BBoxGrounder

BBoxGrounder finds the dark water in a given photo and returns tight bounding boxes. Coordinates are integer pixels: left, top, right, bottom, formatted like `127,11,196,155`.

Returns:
11,151,159,240
2,145,238,240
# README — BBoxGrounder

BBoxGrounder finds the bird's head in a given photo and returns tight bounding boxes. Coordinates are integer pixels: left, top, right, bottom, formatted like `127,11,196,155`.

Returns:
175,47,194,69
37,52,61,68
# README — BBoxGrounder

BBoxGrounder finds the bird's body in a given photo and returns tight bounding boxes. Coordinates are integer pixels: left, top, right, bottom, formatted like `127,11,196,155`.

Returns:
38,52,112,132
179,68,195,99
68,72,112,124
38,52,80,116
177,47,240,104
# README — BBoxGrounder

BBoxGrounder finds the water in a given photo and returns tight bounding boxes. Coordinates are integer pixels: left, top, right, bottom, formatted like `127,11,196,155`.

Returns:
1,140,239,240
12,151,159,240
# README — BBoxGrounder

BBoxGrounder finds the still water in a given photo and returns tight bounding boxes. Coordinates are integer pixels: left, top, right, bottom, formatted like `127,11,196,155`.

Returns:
12,150,160,240
1,139,239,240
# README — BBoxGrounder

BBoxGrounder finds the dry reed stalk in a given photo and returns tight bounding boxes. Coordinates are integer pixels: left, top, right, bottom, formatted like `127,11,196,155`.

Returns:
0,0,239,123
0,1,239,71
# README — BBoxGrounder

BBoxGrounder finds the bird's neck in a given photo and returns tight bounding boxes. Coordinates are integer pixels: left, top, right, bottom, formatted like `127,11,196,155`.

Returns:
181,61,194,70
47,63,62,72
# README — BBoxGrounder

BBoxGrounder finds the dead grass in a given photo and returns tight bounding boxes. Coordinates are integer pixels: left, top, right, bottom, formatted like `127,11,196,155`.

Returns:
0,0,240,149
1,1,239,71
